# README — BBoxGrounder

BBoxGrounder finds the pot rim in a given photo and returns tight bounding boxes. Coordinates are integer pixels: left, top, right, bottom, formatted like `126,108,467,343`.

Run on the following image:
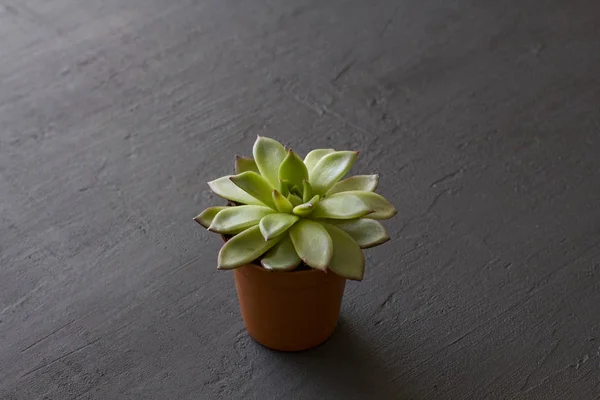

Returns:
241,262,328,276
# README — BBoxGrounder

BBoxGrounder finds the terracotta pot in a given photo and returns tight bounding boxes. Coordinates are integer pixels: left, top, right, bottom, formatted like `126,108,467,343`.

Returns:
233,264,346,351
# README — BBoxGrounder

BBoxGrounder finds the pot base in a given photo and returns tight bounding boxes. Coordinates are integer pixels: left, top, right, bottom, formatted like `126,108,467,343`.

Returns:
233,264,346,352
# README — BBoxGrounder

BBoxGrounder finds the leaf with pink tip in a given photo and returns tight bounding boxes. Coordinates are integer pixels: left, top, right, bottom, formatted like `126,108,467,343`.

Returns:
261,235,301,271
235,156,259,174
327,218,390,248
312,193,373,219
272,190,293,213
335,191,396,219
326,174,379,195
218,226,283,269
208,205,274,234
289,220,333,271
208,176,266,206
309,151,358,195
230,171,278,210
259,213,299,240
194,206,229,228
322,223,365,281
279,149,309,190
304,148,334,174
252,136,286,189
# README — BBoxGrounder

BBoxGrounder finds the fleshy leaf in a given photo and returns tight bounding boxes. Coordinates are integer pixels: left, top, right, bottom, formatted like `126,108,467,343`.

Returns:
292,195,319,217
208,205,274,234
218,226,283,269
259,213,299,240
326,174,379,195
322,223,365,280
272,190,293,213
194,206,229,228
208,176,266,206
261,235,301,271
230,171,277,210
304,148,335,174
279,180,290,197
312,193,373,219
235,156,259,174
289,220,332,270
302,180,313,203
279,150,309,190
253,136,286,189
327,218,389,248
309,151,358,195
287,193,303,207
338,191,396,219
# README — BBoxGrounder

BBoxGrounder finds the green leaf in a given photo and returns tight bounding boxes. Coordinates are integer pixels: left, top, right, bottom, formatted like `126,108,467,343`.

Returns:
253,136,286,189
208,176,266,206
309,151,358,195
289,220,333,270
302,180,313,202
326,174,379,195
259,213,299,240
279,150,309,190
287,193,303,207
312,193,373,219
322,223,365,281
218,226,283,269
261,235,301,271
272,190,293,213
230,171,277,210
194,206,229,228
327,218,389,248
279,180,290,197
235,156,259,174
338,191,396,219
208,205,274,234
292,195,319,217
304,148,335,174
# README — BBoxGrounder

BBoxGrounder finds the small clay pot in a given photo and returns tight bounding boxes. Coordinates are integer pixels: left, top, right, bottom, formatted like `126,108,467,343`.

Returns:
233,264,346,351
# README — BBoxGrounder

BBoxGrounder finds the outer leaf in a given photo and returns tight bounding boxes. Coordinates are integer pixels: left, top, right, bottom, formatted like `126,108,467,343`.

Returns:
302,180,313,203
253,136,286,189
194,206,228,228
218,226,283,269
272,190,293,213
338,191,396,219
279,150,309,190
312,193,373,219
304,148,334,174
208,176,265,206
259,213,299,240
309,151,358,195
327,218,389,248
208,205,274,234
235,156,259,174
326,174,379,195
287,193,303,207
261,235,301,271
322,223,365,281
292,195,319,217
289,220,333,270
230,171,277,210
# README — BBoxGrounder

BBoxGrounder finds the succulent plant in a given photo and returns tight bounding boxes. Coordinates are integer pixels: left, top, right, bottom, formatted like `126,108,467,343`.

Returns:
194,136,396,280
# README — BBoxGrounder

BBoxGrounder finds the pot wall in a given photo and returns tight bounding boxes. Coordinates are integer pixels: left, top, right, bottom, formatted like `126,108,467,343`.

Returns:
233,264,346,351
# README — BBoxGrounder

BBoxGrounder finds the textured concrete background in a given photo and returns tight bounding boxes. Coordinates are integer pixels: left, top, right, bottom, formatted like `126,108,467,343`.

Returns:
1,0,600,399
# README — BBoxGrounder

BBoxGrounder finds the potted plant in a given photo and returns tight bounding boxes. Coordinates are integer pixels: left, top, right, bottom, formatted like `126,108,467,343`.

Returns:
194,136,396,351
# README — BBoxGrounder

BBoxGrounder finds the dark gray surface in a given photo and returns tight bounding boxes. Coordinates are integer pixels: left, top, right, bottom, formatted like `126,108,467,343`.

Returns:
1,0,599,398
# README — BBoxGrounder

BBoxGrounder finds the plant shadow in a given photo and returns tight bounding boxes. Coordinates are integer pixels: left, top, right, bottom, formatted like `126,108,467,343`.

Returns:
266,317,416,400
